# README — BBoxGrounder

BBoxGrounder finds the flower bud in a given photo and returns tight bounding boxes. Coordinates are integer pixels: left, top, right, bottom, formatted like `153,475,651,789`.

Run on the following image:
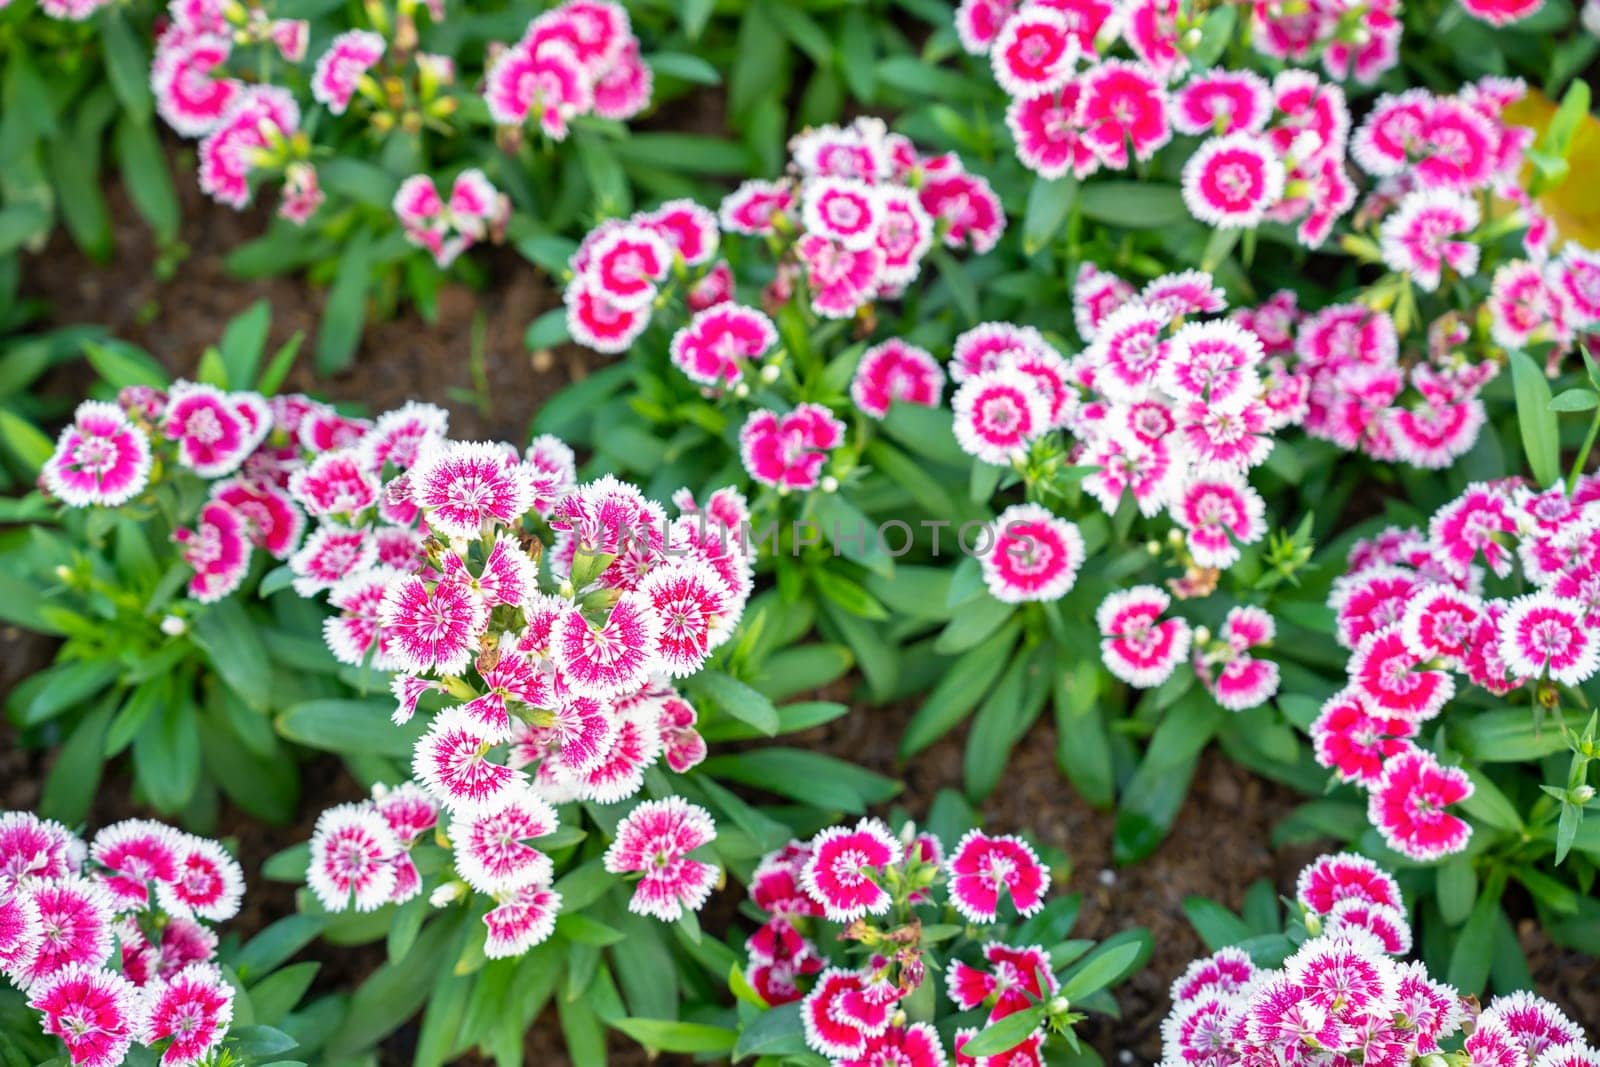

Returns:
1572,784,1596,805
821,476,840,493
160,614,188,637
429,882,465,908
760,363,781,384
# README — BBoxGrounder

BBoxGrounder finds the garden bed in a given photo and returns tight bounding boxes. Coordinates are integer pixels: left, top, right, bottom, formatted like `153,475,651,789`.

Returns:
10,178,1598,1064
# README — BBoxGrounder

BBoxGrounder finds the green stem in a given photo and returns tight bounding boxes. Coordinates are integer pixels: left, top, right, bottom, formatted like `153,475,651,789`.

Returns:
1566,406,1600,497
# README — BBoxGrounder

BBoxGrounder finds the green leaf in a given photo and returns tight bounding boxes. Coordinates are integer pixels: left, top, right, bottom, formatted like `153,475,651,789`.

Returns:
85,339,168,390
1550,388,1599,412
1022,176,1078,255
691,670,780,736
329,911,465,1056
1078,183,1189,229
1508,350,1561,487
101,10,153,118
132,698,202,813
1446,869,1504,995
646,52,721,86
190,599,273,713
1183,898,1254,951
39,699,112,826
524,308,570,350
732,1003,810,1060
0,409,54,474
901,620,1020,756
1440,857,1472,921
218,301,273,391
959,1005,1048,1058
114,116,178,242
611,1019,736,1055
700,748,900,813
1460,767,1523,833
276,699,418,758
1058,939,1143,1000
317,230,373,375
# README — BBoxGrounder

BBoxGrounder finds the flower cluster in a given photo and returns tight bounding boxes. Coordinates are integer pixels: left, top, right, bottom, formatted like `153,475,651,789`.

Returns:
563,116,1003,353
151,0,314,215
282,412,752,954
1162,851,1596,1067
736,818,1091,1066
960,268,1297,569
1,812,243,1067
392,169,509,268
482,0,651,140
40,383,360,603
150,0,645,250
1315,477,1600,860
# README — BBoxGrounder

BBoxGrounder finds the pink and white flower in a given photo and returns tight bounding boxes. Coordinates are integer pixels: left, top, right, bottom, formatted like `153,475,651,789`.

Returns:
719,180,795,236
565,282,651,354
413,708,525,811
739,404,846,491
1007,83,1100,180
139,964,234,1067
290,523,376,597
1498,592,1598,686
483,40,592,139
603,797,719,921
289,451,379,518
1181,133,1285,229
451,786,559,895
379,575,489,676
310,30,384,115
952,368,1049,465
1173,477,1266,569
27,964,142,1067
20,877,114,985
800,819,901,922
802,178,882,250
1097,585,1192,687
483,885,562,958
669,305,777,387
151,33,240,138
197,87,299,209
1379,189,1481,291
1077,60,1171,169
947,943,1058,1021
43,402,152,508
945,830,1050,923
555,594,661,697
982,503,1085,603
990,8,1081,96
411,440,533,537
157,836,243,922
1296,852,1403,915
1349,627,1455,720
851,339,945,419
172,502,253,604
1368,749,1473,861
163,383,263,478
1311,690,1419,786
1171,70,1273,136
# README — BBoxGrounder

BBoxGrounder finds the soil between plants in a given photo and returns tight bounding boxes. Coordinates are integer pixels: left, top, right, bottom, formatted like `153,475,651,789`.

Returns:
7,165,1598,1065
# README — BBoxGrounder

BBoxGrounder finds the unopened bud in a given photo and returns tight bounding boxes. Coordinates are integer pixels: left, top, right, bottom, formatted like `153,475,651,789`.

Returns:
53,564,73,584
760,363,781,383
820,476,840,493
733,382,751,399
1573,784,1596,805
429,882,465,908
160,614,188,637
1193,625,1212,645
1048,996,1070,1015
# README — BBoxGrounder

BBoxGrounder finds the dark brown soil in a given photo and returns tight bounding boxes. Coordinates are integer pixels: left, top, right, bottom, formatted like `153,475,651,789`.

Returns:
19,159,585,445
